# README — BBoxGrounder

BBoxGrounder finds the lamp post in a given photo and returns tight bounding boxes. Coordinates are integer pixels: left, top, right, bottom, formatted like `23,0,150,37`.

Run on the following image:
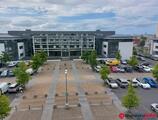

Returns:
65,69,69,109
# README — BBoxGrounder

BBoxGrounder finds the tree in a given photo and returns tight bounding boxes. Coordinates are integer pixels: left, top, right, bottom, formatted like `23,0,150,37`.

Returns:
0,52,11,66
14,62,31,87
133,47,137,55
122,83,139,114
38,50,48,63
127,56,138,67
31,52,43,70
89,50,97,69
115,50,122,60
0,95,11,120
152,64,158,81
81,51,91,64
99,65,110,82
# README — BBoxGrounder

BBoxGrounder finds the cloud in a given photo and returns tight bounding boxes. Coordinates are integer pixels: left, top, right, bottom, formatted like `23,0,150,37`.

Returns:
0,0,157,34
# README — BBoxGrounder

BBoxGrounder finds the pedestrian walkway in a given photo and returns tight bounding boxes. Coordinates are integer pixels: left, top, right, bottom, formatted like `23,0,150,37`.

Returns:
41,62,60,120
93,72,127,112
71,61,94,120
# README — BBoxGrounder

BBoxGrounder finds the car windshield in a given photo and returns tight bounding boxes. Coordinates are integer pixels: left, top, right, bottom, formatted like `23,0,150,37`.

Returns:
109,80,116,83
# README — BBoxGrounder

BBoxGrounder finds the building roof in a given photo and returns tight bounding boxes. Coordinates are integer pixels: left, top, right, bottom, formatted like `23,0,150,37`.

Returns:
0,33,22,40
105,34,133,39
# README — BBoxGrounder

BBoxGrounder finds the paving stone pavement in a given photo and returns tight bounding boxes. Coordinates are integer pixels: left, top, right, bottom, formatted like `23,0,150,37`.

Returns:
71,61,94,120
41,61,60,120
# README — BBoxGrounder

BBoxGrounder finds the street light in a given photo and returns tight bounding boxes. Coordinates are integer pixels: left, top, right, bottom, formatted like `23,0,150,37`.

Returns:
65,69,69,109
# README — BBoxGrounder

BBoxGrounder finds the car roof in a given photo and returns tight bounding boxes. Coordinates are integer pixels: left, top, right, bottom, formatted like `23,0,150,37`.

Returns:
9,83,18,87
0,82,8,87
119,78,127,82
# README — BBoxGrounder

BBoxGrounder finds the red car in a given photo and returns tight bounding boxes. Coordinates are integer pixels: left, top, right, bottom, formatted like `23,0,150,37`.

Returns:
110,66,118,73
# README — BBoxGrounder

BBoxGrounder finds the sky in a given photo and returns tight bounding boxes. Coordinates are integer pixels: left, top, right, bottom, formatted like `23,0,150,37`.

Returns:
0,0,158,34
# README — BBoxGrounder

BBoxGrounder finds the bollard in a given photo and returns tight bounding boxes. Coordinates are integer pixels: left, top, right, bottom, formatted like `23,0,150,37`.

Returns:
29,105,31,110
15,106,17,112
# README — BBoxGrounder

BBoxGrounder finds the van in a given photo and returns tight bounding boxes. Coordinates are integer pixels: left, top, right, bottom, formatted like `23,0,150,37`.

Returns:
106,59,120,66
0,82,10,95
116,78,128,88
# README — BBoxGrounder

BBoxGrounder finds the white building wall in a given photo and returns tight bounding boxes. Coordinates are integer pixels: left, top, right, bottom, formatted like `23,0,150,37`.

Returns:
17,42,25,59
119,42,133,60
102,42,108,57
0,43,5,55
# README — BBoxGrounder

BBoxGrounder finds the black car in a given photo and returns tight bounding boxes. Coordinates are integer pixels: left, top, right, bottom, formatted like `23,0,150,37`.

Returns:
133,65,144,72
141,62,151,66
124,66,133,73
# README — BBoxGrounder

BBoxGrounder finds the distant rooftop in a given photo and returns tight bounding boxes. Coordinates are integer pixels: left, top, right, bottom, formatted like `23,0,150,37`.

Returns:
0,33,20,38
105,34,133,39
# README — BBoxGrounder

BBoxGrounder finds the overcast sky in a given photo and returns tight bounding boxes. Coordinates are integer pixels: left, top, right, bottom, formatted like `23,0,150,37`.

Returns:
0,0,158,34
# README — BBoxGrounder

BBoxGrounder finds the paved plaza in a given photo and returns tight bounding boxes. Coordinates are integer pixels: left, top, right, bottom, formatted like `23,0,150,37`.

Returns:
6,60,120,120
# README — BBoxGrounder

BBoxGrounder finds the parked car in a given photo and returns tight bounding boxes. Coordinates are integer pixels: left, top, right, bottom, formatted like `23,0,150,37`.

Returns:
117,66,125,73
150,56,158,61
106,78,118,88
7,61,18,67
94,65,101,72
137,56,146,61
0,82,11,95
151,103,158,113
141,62,151,66
133,65,144,72
124,66,133,73
106,59,120,66
7,70,15,77
116,78,128,88
110,66,118,73
143,77,158,88
0,70,8,77
8,83,23,93
26,68,34,75
121,60,127,65
134,77,150,89
142,65,152,72
127,79,138,87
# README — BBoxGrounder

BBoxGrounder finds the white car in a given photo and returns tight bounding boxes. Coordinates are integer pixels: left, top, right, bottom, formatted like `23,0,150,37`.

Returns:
94,65,101,72
26,68,34,75
0,70,8,77
142,66,152,72
127,79,138,87
151,103,158,113
106,78,118,88
8,61,18,67
0,82,11,95
134,78,150,89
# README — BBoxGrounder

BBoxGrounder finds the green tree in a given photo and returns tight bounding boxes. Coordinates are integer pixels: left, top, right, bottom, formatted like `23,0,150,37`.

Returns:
14,62,31,87
122,83,139,113
127,56,138,67
99,65,110,83
0,52,11,66
81,51,91,64
133,47,137,55
0,95,11,120
31,52,43,70
152,64,158,81
38,50,48,63
89,50,97,69
115,50,122,60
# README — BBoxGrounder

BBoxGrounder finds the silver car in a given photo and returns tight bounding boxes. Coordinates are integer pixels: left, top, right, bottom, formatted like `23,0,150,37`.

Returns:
151,103,158,113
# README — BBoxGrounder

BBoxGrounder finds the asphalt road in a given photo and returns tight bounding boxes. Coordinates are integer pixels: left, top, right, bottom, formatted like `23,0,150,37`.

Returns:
112,87,158,113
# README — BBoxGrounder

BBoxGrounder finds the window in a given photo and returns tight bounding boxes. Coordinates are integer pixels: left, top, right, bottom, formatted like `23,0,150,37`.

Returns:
104,45,107,48
35,39,40,43
104,51,106,55
76,45,79,48
42,45,47,48
49,45,54,48
35,45,40,48
19,46,23,49
64,45,67,48
20,53,24,57
70,45,74,48
155,46,158,49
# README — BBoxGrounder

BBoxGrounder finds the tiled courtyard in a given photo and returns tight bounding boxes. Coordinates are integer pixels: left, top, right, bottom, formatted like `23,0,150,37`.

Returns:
8,60,119,120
